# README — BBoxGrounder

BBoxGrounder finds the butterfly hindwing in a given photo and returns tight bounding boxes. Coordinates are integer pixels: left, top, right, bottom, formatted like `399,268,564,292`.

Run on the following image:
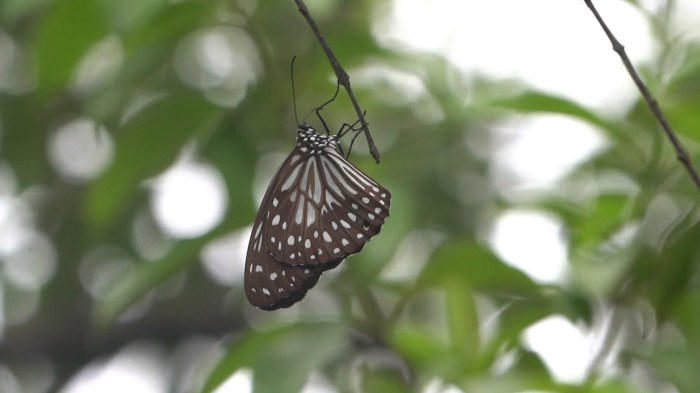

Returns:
244,218,325,310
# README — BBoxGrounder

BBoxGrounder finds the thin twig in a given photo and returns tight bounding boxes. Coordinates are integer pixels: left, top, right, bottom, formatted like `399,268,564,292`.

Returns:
584,0,700,191
294,0,381,163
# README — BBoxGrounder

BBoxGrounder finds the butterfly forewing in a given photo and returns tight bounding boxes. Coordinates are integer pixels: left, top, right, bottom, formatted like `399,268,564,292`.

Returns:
244,123,390,310
264,144,391,266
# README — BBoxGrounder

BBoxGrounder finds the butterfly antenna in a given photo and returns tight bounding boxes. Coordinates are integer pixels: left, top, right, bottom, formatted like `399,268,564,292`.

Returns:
291,56,300,125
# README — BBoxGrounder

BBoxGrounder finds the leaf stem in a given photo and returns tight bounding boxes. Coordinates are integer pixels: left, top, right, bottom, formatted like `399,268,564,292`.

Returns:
583,0,700,191
293,0,381,163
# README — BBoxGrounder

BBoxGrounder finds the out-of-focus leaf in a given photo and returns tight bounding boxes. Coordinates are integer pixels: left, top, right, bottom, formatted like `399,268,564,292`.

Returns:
487,91,616,134
419,239,539,295
360,368,411,393
650,219,700,320
201,321,346,393
389,326,462,381
92,236,205,330
674,290,700,345
541,288,593,326
648,348,700,393
0,0,48,23
569,194,631,249
85,92,222,233
1,95,47,184
97,0,168,34
444,279,478,365
34,0,107,95
664,45,700,142
487,297,550,351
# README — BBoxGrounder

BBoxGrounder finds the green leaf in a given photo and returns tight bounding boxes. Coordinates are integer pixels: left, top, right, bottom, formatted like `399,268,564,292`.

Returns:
419,239,539,295
647,219,700,320
573,195,630,248
389,326,463,381
487,91,616,134
91,211,242,329
85,92,222,233
34,0,107,94
649,348,700,392
201,321,347,393
97,0,168,34
359,368,411,393
92,236,207,330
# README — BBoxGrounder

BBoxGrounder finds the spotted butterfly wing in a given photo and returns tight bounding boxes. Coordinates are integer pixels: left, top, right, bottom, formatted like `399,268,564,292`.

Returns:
244,123,391,310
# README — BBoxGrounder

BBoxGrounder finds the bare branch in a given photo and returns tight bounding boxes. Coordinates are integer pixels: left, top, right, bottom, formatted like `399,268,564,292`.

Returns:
294,0,381,163
584,0,700,191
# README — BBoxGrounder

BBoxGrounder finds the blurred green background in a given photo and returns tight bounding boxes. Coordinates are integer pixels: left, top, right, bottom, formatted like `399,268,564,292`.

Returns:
2,0,700,392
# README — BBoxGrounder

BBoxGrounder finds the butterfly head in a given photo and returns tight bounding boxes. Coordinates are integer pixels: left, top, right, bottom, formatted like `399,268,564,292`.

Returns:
296,123,338,155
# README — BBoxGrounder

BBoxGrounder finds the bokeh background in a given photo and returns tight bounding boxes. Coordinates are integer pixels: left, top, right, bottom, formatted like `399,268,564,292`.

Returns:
2,0,700,392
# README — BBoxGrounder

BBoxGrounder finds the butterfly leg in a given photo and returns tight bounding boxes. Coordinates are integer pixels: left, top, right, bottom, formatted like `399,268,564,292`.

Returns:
337,114,367,158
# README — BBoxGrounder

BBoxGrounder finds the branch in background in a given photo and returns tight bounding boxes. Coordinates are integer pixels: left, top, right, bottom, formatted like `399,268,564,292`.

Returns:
293,0,381,163
583,0,700,191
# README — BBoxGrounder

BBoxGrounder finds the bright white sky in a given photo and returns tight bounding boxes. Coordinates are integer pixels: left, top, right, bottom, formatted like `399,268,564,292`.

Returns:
51,1,700,393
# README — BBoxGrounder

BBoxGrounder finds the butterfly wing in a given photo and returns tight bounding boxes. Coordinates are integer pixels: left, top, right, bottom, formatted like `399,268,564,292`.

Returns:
244,216,327,310
244,127,391,310
244,147,328,310
264,146,391,266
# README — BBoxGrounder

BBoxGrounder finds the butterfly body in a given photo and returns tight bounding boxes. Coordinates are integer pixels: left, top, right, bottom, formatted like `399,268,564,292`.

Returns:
244,123,390,310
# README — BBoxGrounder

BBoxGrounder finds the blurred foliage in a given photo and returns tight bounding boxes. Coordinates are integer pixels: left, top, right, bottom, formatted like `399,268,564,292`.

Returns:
1,0,700,393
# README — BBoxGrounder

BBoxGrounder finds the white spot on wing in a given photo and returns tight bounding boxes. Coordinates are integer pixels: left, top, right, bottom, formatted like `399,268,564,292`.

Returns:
306,203,316,227
295,194,305,224
281,164,303,191
312,161,322,203
325,191,340,208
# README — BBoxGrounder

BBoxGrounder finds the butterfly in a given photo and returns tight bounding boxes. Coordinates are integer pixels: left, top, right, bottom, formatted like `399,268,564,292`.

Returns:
244,122,391,310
